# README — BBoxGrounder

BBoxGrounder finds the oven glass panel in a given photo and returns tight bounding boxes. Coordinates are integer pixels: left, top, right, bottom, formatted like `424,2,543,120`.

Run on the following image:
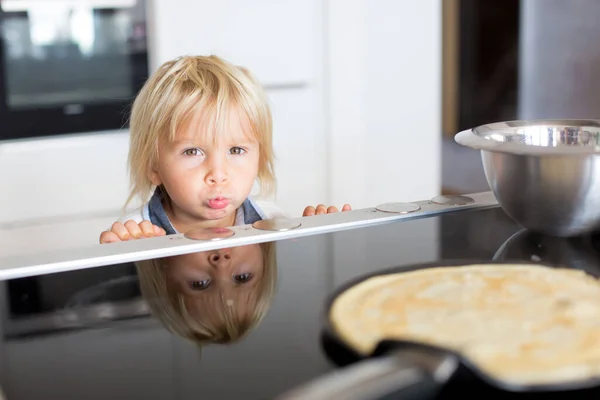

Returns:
0,0,149,139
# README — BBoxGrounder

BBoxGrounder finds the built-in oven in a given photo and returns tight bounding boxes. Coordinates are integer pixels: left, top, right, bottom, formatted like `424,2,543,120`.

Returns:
0,0,149,140
3,262,149,338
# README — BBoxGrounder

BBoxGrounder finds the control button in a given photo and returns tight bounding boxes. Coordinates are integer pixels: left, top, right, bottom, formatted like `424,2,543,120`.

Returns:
252,218,302,231
375,202,421,214
430,195,474,206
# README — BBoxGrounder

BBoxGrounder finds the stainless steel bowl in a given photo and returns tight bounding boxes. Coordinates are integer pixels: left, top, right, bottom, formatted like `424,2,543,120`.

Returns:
455,119,600,237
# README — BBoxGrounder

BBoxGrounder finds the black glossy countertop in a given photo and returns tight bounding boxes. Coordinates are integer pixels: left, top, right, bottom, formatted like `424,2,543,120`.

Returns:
2,205,600,399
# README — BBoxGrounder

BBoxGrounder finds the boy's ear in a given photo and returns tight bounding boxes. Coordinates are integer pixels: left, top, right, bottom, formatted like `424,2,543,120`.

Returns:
148,166,162,186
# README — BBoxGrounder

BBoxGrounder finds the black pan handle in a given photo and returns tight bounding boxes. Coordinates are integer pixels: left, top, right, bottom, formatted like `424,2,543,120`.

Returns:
275,349,457,400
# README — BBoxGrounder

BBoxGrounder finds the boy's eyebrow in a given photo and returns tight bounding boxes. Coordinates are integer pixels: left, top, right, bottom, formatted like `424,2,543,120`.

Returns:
228,138,257,145
171,139,195,144
171,136,257,146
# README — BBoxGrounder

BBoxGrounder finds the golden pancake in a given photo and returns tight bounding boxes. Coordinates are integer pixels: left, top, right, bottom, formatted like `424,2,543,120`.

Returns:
329,264,600,386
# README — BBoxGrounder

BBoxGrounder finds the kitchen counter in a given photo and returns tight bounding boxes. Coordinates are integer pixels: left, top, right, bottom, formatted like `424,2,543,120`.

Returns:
0,212,119,258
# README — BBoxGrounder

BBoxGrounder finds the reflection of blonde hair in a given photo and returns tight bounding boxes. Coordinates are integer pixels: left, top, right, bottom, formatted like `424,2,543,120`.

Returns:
135,242,277,346
125,55,276,209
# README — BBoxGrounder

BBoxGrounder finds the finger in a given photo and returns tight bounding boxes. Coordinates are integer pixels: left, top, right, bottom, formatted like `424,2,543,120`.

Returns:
124,220,143,239
100,231,121,244
303,206,315,217
315,204,327,215
139,220,156,237
327,206,339,214
342,204,352,212
110,222,131,241
153,225,167,236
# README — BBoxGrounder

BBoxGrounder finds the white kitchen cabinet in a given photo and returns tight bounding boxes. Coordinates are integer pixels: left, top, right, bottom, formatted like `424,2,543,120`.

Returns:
150,0,321,85
327,0,442,209
0,132,130,226
266,87,327,217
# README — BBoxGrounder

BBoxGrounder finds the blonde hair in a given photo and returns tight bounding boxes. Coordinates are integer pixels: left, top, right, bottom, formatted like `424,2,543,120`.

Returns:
125,55,276,210
135,241,277,345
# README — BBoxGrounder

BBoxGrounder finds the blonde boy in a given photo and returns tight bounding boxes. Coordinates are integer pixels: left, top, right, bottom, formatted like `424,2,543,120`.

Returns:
100,55,349,243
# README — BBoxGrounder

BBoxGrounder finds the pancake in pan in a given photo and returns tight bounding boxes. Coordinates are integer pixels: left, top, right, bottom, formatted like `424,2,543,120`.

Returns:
329,264,600,386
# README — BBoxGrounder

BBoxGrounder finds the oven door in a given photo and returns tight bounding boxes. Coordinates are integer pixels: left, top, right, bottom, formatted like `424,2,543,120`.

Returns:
3,262,149,338
0,0,149,140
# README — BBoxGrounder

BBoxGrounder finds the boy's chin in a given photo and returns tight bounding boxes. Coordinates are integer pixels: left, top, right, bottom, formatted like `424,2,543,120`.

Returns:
199,206,236,221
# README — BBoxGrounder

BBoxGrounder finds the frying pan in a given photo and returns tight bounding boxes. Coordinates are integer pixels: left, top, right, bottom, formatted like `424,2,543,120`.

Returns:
277,259,600,400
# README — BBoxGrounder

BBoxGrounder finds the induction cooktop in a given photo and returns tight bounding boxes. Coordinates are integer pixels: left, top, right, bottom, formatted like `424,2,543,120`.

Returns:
0,193,598,399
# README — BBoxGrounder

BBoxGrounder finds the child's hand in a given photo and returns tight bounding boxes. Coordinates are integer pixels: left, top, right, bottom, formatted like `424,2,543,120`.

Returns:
302,204,352,217
99,220,166,244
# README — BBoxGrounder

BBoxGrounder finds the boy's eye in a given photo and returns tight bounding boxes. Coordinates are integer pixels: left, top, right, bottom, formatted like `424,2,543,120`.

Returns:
233,273,253,283
183,148,203,156
229,147,246,155
188,279,211,290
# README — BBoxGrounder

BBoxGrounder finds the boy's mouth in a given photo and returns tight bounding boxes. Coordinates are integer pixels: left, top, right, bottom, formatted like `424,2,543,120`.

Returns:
207,197,230,210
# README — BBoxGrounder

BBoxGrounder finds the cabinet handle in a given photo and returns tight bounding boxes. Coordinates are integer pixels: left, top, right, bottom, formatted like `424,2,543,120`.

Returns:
263,82,309,91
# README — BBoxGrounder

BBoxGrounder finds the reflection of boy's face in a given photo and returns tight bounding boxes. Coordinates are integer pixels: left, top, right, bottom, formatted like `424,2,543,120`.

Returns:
157,243,269,344
164,244,264,300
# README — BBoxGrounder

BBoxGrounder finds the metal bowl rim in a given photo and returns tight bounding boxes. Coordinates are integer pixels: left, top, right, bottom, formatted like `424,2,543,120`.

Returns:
455,118,600,155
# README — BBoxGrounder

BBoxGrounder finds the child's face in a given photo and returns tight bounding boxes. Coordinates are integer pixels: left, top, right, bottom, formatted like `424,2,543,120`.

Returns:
150,107,259,225
164,244,264,300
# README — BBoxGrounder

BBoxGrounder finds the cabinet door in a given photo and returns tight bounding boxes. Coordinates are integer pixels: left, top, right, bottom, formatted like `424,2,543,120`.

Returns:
0,132,129,225
151,0,320,85
327,0,442,209
267,88,327,217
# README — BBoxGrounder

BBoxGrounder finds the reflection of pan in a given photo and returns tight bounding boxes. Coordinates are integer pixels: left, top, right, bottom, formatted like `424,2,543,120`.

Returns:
277,260,600,400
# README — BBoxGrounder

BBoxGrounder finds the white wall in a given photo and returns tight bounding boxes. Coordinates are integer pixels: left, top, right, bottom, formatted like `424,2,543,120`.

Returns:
0,0,442,257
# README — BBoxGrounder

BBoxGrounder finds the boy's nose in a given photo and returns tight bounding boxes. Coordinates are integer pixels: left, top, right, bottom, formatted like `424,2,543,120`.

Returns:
206,174,227,185
205,166,228,185
208,252,231,268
